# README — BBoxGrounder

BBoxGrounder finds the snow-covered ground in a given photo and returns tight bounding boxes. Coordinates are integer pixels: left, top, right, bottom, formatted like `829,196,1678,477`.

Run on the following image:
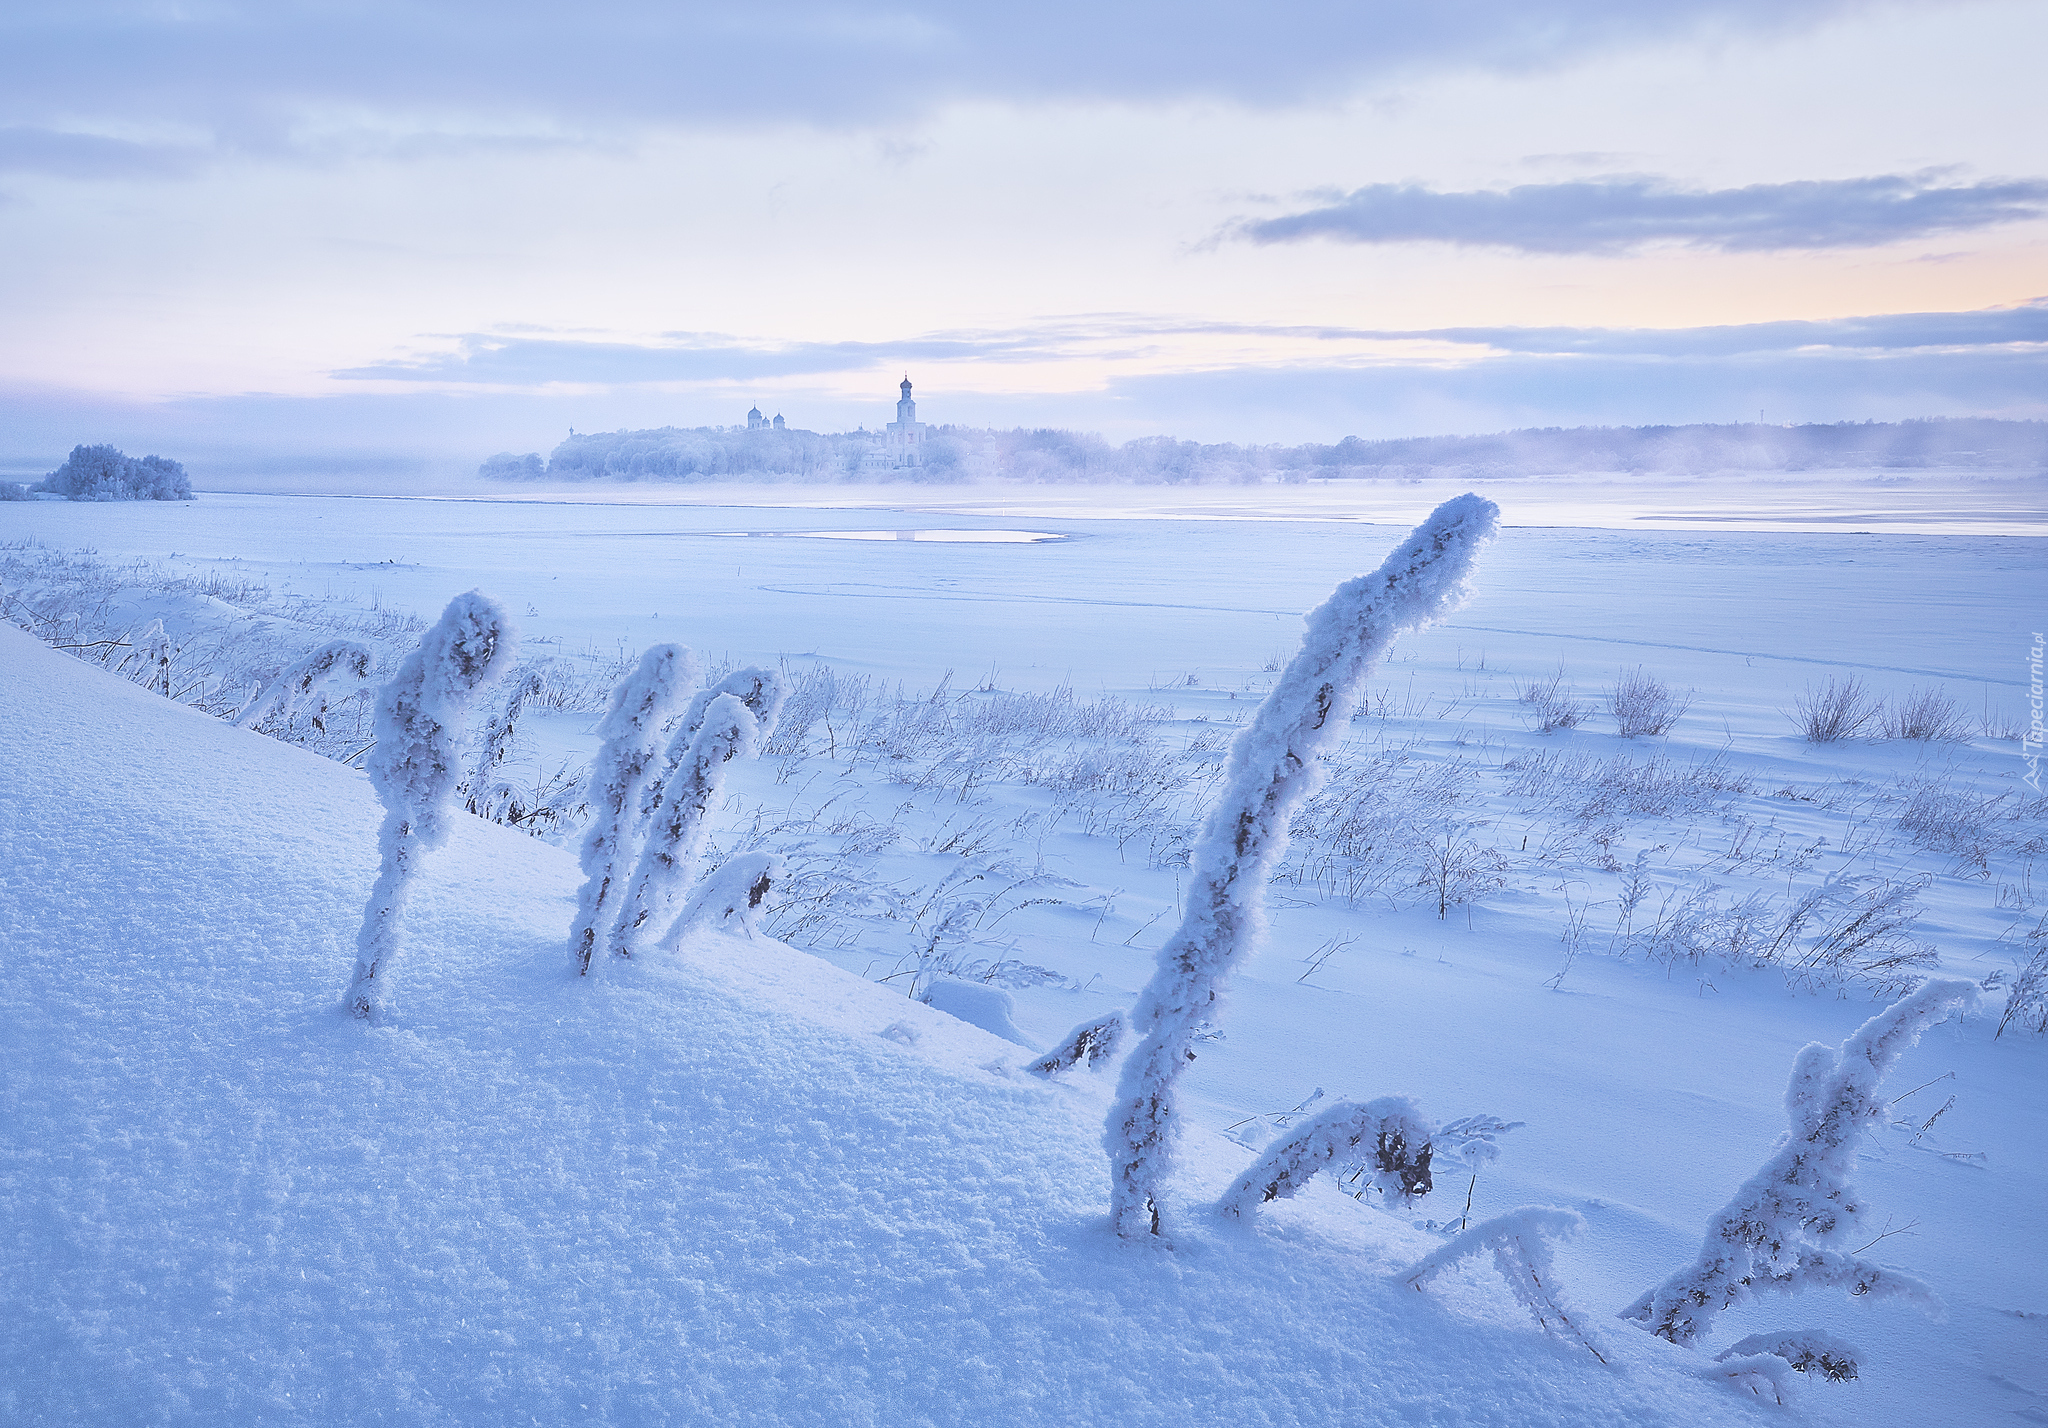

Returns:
3,488,2044,1426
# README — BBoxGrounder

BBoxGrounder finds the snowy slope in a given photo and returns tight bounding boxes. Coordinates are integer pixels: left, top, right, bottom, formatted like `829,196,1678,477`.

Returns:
0,622,1793,1426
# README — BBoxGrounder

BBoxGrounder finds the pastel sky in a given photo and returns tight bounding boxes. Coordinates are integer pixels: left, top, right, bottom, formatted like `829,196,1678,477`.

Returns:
3,0,2044,469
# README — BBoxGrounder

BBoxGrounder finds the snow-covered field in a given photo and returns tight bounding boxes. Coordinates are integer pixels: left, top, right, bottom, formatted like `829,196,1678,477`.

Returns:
3,488,2044,1426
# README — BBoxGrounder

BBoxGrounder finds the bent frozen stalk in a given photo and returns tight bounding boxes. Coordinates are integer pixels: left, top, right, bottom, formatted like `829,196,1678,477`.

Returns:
1102,493,1501,1239
569,643,696,975
341,591,516,1021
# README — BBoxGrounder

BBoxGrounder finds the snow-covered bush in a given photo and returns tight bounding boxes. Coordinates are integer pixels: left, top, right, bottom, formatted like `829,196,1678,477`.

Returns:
1879,686,1968,741
1620,978,1977,1352
37,444,194,501
1104,493,1501,1239
1608,666,1689,737
1405,1208,1605,1362
234,640,374,734
1791,676,1880,742
569,644,696,974
341,591,517,1021
1216,1096,1517,1218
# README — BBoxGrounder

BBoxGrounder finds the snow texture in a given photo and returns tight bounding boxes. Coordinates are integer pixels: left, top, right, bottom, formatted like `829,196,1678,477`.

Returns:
1031,1010,1127,1077
1406,1207,1606,1363
1104,492,1501,1237
923,978,1038,1049
672,850,784,940
341,590,515,1020
233,638,374,733
1620,978,1978,1346
608,689,768,959
0,617,1972,1428
569,643,695,974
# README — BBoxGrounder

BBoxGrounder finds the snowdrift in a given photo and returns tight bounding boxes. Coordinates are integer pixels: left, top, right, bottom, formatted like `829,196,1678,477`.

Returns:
1,623,1777,1425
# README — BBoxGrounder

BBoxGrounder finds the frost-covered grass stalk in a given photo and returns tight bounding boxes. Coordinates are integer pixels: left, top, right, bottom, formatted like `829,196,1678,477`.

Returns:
570,644,696,975
341,592,516,1021
1217,1097,1518,1218
671,851,785,939
606,670,785,959
1406,1208,1605,1363
234,639,373,733
1103,493,1501,1239
1620,978,1977,1351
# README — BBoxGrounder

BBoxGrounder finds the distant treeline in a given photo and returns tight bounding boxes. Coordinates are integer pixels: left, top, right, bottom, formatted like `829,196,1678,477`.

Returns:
480,417,2048,486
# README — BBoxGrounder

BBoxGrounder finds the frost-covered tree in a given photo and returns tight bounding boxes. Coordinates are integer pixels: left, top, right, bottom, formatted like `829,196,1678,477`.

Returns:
235,640,374,733
606,680,781,960
1102,493,1500,1238
1620,978,1977,1355
570,644,696,975
341,591,516,1020
38,444,194,501
1215,1096,1518,1219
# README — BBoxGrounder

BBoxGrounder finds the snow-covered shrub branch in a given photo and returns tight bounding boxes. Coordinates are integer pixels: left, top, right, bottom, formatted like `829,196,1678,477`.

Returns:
1620,978,1977,1350
1104,493,1501,1239
569,645,696,975
342,591,517,1021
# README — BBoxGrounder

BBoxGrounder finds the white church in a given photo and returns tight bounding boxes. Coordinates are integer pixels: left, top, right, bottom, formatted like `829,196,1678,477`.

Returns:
745,376,927,472
868,375,926,471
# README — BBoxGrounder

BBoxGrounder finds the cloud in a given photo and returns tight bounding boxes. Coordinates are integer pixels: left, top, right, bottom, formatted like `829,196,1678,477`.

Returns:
329,300,2048,394
1236,172,2048,253
0,126,201,180
333,330,1062,385
0,0,1880,160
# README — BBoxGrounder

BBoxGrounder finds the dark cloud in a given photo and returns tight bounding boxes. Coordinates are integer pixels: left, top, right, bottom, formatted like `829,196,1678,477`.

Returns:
0,125,200,179
0,1,1878,161
1238,173,2048,253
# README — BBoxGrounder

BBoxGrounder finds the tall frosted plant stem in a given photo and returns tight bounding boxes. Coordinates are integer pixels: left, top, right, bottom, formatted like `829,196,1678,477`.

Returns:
570,644,696,974
1103,494,1500,1239
606,669,785,959
342,591,516,1020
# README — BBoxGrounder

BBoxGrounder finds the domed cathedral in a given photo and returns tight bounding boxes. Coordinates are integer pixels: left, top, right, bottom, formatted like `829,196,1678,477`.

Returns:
746,406,786,431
